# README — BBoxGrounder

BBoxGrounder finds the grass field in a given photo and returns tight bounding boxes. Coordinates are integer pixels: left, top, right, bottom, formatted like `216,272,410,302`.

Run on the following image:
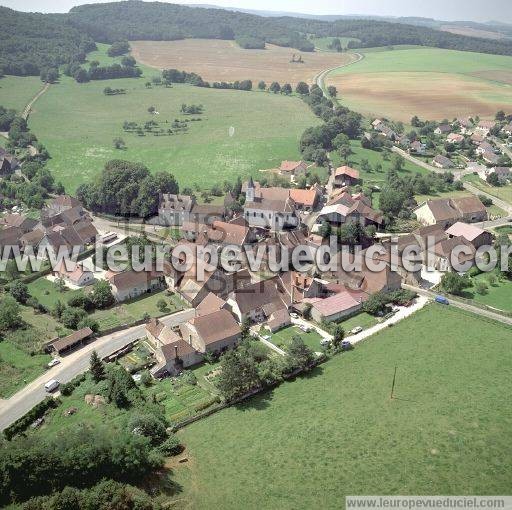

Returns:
131,39,354,86
0,340,50,397
465,273,512,312
267,325,324,351
0,304,65,397
173,305,512,509
90,290,184,332
0,75,43,112
326,47,512,121
27,277,83,309
29,71,320,192
462,175,512,207
330,140,429,187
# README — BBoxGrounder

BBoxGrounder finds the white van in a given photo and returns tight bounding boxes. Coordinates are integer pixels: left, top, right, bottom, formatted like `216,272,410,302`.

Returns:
44,379,60,393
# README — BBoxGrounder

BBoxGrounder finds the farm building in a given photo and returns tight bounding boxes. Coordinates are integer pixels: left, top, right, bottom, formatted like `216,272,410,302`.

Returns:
334,166,360,187
445,222,493,249
432,155,454,169
279,160,307,181
414,196,487,227
47,327,94,356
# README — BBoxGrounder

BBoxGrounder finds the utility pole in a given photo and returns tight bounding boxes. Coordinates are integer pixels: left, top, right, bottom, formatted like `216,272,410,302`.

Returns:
390,366,397,400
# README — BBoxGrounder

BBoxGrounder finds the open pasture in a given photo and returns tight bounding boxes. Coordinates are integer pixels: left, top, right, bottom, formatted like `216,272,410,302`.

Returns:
326,47,512,121
29,73,319,192
130,39,355,85
173,305,512,509
0,75,43,112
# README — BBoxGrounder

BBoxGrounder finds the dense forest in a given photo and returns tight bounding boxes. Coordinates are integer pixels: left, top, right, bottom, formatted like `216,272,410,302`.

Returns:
2,1,512,77
0,6,95,76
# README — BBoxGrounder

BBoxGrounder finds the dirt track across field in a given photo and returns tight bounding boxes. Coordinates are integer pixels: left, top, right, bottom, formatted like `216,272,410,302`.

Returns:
131,39,354,85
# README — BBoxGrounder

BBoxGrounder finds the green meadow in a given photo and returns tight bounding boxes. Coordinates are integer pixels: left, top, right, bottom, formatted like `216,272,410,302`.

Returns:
333,47,512,75
173,305,512,509
0,75,43,112
22,43,320,192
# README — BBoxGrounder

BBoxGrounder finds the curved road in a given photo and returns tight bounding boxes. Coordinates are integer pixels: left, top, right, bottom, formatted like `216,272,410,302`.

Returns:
0,308,194,431
314,52,364,99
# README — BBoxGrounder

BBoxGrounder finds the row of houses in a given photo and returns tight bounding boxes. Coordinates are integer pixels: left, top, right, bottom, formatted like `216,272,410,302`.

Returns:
0,195,98,256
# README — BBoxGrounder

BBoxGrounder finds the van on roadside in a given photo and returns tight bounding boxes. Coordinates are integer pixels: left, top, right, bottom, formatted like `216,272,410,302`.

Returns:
44,379,60,393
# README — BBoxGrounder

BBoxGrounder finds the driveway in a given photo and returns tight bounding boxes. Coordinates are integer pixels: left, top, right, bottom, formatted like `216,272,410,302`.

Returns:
0,308,194,431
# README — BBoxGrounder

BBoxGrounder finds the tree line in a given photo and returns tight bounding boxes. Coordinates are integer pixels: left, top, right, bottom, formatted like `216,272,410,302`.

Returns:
5,1,512,77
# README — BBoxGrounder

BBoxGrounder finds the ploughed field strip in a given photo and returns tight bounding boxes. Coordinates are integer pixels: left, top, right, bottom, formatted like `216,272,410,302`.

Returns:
326,47,512,121
131,39,355,86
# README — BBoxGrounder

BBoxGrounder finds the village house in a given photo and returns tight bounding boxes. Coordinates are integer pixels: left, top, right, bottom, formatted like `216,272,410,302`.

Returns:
279,160,307,181
426,236,476,272
413,196,487,227
289,187,321,212
53,260,94,287
470,133,485,145
178,263,251,308
303,287,366,323
0,213,37,234
152,193,195,226
454,117,474,134
333,166,360,188
44,195,81,217
106,269,165,302
396,134,410,149
326,249,404,295
482,150,500,165
434,124,451,136
372,119,383,130
432,155,454,169
379,125,397,139
446,133,464,144
146,318,203,377
445,222,493,249
243,177,300,231
409,140,426,155
475,120,497,136
227,277,289,325
179,308,241,354
489,166,511,183
476,141,495,155
316,191,382,228
278,271,327,306
502,123,512,136
195,292,228,317
0,148,19,177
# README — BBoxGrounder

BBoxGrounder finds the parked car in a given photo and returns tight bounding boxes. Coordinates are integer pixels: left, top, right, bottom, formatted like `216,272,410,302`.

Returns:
341,340,352,351
290,313,299,319
47,358,61,368
320,338,331,347
44,379,60,393
261,335,271,341
435,295,449,305
299,324,311,333
350,326,363,335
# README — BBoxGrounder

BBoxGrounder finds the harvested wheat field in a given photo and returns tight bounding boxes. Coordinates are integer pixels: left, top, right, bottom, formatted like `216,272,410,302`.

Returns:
329,72,512,121
131,39,354,85
326,47,512,121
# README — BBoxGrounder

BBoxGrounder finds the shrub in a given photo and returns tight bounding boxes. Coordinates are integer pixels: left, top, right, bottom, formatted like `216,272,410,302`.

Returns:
128,414,167,446
157,434,183,456
4,397,60,440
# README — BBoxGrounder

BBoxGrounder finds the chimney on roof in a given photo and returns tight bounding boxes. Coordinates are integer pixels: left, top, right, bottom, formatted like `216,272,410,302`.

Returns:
174,344,178,359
